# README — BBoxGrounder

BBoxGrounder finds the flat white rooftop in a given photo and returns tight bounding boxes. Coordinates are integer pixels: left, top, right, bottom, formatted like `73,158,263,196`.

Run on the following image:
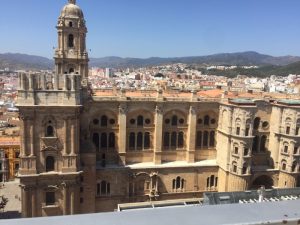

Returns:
1,199,300,225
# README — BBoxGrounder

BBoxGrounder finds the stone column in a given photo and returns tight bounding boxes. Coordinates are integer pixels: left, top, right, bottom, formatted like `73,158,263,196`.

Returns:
70,187,75,215
22,187,29,218
187,106,197,163
29,74,33,90
31,188,36,217
62,183,68,215
64,75,68,90
30,119,34,156
154,105,163,164
118,104,127,165
64,118,68,155
22,117,28,156
71,119,75,155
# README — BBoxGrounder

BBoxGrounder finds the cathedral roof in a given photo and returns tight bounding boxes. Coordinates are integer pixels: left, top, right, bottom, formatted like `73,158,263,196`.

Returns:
60,0,84,19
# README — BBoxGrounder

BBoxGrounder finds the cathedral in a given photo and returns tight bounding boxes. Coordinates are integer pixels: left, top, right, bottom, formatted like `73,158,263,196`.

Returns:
17,0,300,217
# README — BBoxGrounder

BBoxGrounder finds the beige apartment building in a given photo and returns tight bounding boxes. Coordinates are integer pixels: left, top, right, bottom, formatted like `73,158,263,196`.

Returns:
17,0,300,217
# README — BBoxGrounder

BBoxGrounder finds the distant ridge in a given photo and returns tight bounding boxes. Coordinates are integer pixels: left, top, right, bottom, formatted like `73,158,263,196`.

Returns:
1,51,300,71
0,53,53,71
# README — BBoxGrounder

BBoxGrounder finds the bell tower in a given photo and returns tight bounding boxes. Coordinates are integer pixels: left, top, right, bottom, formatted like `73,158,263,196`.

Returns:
55,0,89,87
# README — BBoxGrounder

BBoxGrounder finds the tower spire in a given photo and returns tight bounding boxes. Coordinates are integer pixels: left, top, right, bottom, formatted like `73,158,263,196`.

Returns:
69,0,76,4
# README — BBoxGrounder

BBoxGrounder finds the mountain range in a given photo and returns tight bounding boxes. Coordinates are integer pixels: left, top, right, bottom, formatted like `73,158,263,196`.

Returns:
1,51,300,71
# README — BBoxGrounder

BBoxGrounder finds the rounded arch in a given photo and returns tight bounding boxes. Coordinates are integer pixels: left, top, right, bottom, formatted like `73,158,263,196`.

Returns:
45,155,55,172
89,109,118,127
251,175,273,189
127,109,154,127
164,109,187,122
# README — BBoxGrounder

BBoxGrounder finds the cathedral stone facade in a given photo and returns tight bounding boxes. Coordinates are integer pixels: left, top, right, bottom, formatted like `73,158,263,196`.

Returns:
17,0,300,217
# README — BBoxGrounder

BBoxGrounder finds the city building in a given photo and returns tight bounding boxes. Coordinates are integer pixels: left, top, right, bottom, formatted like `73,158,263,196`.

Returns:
17,0,300,218
0,135,20,181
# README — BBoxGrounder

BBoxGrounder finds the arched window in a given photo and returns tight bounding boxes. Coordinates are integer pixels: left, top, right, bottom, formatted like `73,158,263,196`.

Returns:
93,133,99,149
260,135,267,151
68,34,74,48
203,131,209,147
144,132,150,149
232,161,237,173
108,133,115,148
137,115,144,127
164,132,170,148
171,132,177,148
101,115,108,127
171,115,178,126
283,143,289,153
252,135,259,152
210,175,215,187
176,176,181,189
282,160,287,171
69,21,73,27
204,115,210,126
137,132,143,149
173,176,185,191
196,131,202,148
100,133,107,149
178,132,184,148
129,132,135,149
46,125,54,137
46,156,55,172
209,131,215,147
253,117,260,130
292,162,297,172
242,164,248,174
69,68,74,74
285,118,291,135
244,147,249,156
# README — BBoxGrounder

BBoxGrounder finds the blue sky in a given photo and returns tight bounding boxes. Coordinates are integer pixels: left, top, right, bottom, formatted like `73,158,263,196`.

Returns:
1,0,300,58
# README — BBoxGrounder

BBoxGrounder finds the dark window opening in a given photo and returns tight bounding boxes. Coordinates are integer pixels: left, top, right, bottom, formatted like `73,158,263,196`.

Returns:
286,126,290,135
171,115,178,126
164,132,170,148
144,132,150,149
171,132,177,148
209,131,215,147
137,115,144,126
108,133,115,148
69,21,73,27
45,192,55,206
100,133,107,149
196,131,202,148
178,132,184,148
46,156,55,172
252,136,259,152
68,34,74,48
203,131,208,147
129,132,135,149
101,116,108,127
46,125,54,137
245,127,250,136
204,115,210,126
137,132,143,149
236,127,240,135
93,133,99,149
254,117,260,130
